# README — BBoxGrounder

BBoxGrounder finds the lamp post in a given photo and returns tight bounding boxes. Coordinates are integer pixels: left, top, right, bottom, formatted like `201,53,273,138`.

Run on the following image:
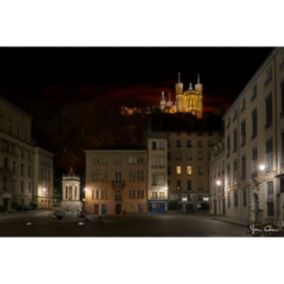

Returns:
214,180,222,215
181,197,188,214
82,187,87,212
250,164,267,223
250,166,261,223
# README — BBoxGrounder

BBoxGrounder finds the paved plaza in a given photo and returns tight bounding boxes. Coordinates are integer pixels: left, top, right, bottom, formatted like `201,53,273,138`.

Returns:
0,210,251,237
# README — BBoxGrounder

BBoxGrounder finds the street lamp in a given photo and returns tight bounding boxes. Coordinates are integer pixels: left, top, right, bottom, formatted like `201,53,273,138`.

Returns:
258,164,266,172
181,197,188,214
214,179,224,215
216,180,222,186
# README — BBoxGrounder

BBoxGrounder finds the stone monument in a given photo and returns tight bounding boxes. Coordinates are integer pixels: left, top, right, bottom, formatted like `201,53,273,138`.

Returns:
61,167,82,217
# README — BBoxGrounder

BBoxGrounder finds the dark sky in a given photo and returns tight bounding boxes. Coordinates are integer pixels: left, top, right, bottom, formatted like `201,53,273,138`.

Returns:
0,47,273,112
0,47,274,176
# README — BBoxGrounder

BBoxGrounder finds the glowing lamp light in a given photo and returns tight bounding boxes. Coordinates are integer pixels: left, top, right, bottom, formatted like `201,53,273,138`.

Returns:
182,197,188,202
259,164,266,172
216,180,222,186
42,187,46,193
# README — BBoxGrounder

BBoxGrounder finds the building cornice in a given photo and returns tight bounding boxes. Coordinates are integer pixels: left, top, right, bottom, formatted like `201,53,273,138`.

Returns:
0,95,32,119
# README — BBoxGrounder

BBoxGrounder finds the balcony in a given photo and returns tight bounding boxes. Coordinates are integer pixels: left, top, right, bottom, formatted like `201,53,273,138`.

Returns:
151,165,166,169
150,196,167,201
112,180,125,189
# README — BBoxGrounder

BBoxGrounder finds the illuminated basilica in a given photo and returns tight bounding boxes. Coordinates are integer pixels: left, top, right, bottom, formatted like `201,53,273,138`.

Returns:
160,73,203,118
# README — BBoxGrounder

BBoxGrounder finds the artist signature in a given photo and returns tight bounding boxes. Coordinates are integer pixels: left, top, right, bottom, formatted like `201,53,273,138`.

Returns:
249,223,281,236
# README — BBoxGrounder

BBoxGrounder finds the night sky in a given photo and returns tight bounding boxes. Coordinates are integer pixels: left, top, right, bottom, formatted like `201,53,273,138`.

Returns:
0,47,273,183
0,47,272,109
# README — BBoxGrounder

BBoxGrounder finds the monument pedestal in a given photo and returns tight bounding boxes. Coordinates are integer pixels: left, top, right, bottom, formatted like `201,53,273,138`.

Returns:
61,200,82,217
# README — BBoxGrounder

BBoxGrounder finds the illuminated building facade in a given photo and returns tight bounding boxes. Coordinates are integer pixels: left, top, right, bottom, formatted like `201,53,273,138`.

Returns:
0,96,53,210
160,73,203,118
210,48,284,224
85,148,148,215
147,136,168,213
166,131,222,213
34,147,53,209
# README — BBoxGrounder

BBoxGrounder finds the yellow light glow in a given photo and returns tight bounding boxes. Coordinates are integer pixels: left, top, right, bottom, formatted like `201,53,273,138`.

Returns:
187,165,192,175
259,164,266,172
176,166,182,175
216,180,222,186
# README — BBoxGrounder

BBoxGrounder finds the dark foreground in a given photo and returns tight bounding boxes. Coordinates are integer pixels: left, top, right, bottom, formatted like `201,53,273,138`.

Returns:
0,210,251,237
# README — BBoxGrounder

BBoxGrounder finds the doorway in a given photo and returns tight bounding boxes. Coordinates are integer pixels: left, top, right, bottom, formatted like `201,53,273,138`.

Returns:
101,205,107,215
3,198,8,211
115,204,121,215
94,204,99,215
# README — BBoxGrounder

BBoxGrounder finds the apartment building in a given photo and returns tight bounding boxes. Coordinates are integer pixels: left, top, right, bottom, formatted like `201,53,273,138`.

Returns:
34,147,54,208
167,130,222,213
85,147,147,215
219,48,284,224
0,96,53,210
147,136,168,213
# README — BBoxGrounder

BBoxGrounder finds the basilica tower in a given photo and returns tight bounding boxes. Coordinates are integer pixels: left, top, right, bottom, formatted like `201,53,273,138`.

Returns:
158,73,203,118
175,73,184,112
194,74,203,118
160,91,166,111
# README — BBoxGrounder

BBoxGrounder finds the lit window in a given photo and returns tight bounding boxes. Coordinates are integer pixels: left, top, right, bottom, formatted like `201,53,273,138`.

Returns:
187,166,192,175
159,192,165,198
176,166,182,175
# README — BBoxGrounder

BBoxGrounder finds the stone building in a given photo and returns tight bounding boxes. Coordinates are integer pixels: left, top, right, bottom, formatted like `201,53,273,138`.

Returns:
166,130,222,213
34,147,54,209
0,96,53,210
214,48,284,224
209,140,225,215
147,136,168,213
85,147,147,215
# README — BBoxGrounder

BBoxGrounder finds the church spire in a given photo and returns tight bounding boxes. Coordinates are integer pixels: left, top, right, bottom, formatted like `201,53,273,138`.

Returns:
178,72,181,83
197,73,200,84
189,82,193,90
68,166,75,176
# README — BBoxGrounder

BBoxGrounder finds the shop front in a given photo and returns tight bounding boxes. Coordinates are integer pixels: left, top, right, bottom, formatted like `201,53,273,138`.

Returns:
149,200,167,213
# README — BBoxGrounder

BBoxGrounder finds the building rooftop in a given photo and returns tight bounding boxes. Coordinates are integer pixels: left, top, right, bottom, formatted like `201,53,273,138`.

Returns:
150,112,224,132
85,145,147,152
0,95,32,118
